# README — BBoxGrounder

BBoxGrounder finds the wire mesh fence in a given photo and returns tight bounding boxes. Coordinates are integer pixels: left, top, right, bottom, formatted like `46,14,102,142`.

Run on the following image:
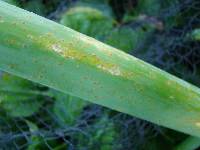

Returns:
0,0,200,149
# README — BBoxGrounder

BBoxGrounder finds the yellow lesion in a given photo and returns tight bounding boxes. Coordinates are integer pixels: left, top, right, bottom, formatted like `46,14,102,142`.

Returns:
166,80,172,86
0,15,4,23
52,44,63,53
195,122,200,127
97,64,121,76
29,32,135,78
169,95,175,99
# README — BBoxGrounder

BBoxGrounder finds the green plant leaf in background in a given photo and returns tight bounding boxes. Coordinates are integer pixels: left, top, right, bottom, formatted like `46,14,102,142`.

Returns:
189,29,200,41
136,0,161,16
26,120,68,150
0,73,44,117
52,90,88,126
89,115,121,150
60,6,114,40
22,0,46,16
105,26,147,53
75,114,121,150
26,120,44,150
76,0,112,18
123,0,161,23
1,0,19,6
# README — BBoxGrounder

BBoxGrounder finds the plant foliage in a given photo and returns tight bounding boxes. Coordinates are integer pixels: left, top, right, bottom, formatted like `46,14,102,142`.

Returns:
0,0,200,150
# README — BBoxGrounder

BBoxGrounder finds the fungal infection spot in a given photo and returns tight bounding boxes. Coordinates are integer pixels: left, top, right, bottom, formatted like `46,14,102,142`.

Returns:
27,34,34,39
195,122,200,127
52,44,63,53
0,16,4,23
97,64,121,76
166,80,172,86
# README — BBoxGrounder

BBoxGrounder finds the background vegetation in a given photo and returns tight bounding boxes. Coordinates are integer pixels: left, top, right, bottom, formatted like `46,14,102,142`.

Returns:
0,0,200,149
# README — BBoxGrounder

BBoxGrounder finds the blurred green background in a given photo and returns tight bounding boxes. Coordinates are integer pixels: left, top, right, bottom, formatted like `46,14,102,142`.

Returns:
0,0,200,149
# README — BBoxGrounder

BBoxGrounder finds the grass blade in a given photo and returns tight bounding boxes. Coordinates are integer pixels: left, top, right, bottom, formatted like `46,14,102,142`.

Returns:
0,1,200,137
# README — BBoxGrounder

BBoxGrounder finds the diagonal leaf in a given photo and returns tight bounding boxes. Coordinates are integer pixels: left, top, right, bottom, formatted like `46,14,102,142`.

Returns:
0,1,200,137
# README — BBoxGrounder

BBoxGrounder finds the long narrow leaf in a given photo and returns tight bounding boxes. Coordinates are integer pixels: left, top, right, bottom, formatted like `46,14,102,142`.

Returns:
0,1,200,137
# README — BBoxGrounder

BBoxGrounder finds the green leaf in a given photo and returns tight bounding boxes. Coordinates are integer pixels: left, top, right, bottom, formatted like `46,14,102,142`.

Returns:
1,0,19,6
174,136,200,150
75,1,113,18
1,1,200,137
105,27,143,53
91,116,120,150
26,120,44,150
189,29,200,41
76,115,121,150
60,6,114,40
26,120,68,150
0,73,44,117
123,0,162,23
23,0,46,16
82,0,108,3
136,0,161,16
26,120,38,132
52,90,88,126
